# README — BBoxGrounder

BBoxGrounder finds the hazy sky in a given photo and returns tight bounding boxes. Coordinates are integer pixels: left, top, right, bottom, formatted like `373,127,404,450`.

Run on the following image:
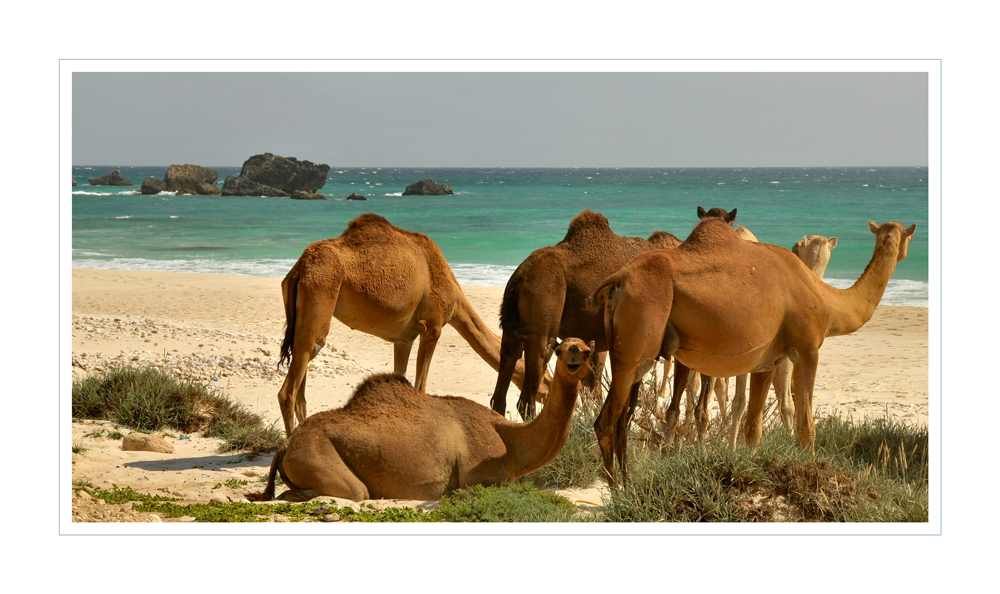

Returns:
72,72,928,167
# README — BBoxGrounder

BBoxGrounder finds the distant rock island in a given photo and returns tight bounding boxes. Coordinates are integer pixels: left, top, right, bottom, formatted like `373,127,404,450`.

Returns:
88,170,133,186
141,164,220,195
345,192,368,201
222,153,330,197
402,178,453,196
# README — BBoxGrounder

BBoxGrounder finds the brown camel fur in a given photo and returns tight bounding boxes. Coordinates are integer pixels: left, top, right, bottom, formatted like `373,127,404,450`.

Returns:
593,206,914,481
727,233,838,447
490,209,681,420
276,213,533,435
263,338,595,501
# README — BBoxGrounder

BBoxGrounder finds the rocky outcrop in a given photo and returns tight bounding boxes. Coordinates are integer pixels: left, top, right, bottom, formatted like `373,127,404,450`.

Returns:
164,164,219,194
141,177,167,195
73,179,77,187
290,190,326,200
345,192,368,201
221,175,287,197
196,182,222,196
88,170,133,186
402,178,453,196
122,433,174,454
237,153,329,193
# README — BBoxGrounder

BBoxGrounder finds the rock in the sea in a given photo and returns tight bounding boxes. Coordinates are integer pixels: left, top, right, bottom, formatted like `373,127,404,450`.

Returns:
164,164,219,194
402,178,453,196
221,175,288,197
141,177,167,195
345,192,368,201
72,179,77,187
290,190,326,200
196,182,222,196
237,153,330,193
122,433,174,454
89,170,134,186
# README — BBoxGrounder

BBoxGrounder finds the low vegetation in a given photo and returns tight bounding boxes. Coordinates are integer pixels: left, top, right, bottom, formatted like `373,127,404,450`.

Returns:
72,367,928,523
72,365,283,453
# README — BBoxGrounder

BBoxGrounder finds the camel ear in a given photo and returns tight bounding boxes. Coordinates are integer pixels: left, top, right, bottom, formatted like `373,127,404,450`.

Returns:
828,237,838,249
587,340,596,354
905,224,916,237
543,338,559,364
697,206,707,219
869,220,880,234
791,241,801,256
726,208,737,224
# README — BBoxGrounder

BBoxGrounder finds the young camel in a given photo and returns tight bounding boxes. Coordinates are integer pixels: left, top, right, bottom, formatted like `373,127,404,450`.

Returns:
593,206,914,481
263,338,595,501
726,233,838,447
490,209,681,420
276,213,534,436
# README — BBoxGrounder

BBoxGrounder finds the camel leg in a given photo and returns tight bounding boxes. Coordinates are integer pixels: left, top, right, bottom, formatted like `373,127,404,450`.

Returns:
584,351,607,398
596,359,641,483
393,340,414,377
714,377,729,427
281,438,370,502
693,375,716,447
490,333,524,415
663,360,692,446
743,369,777,450
276,286,337,436
727,374,749,449
412,322,442,393
517,335,550,420
791,350,819,452
773,359,796,432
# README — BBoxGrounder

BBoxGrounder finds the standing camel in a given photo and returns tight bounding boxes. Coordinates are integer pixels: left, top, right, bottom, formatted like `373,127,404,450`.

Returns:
726,233,838,447
592,206,914,481
276,213,533,435
263,338,595,501
490,209,681,420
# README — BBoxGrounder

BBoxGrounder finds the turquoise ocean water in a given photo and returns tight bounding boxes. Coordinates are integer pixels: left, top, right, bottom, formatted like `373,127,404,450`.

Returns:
72,166,929,306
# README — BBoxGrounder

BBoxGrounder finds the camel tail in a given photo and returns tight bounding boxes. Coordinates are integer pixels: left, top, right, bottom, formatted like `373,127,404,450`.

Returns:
263,442,289,501
498,272,523,335
278,259,303,370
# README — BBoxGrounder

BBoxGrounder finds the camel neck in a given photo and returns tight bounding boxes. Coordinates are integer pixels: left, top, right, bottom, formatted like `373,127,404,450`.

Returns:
822,235,900,336
498,377,579,477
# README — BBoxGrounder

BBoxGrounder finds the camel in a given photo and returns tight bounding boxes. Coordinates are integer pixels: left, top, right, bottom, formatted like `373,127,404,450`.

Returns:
276,213,534,436
726,233,838,447
263,338,596,501
593,206,914,481
489,209,681,420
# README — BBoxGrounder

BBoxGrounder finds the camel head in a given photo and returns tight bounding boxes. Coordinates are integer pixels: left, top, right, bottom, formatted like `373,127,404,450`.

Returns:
697,206,737,226
869,221,917,262
551,338,595,383
792,234,838,279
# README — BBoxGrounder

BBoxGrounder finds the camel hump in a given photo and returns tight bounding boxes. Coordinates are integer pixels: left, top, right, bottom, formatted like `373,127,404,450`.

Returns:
647,230,682,249
346,213,392,231
561,209,612,242
342,373,419,416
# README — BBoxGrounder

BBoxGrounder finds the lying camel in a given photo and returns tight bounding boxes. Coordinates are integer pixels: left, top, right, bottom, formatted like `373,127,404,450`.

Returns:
490,209,680,420
276,213,534,435
726,233,838,447
263,338,595,501
593,206,914,481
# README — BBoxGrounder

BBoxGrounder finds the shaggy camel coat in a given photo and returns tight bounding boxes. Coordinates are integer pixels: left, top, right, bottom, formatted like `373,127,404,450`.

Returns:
490,209,680,420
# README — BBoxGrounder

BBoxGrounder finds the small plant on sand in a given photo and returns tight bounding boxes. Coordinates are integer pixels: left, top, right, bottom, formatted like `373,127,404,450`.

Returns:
83,429,105,439
108,428,125,440
72,365,283,453
72,441,88,455
436,483,580,522
213,479,249,490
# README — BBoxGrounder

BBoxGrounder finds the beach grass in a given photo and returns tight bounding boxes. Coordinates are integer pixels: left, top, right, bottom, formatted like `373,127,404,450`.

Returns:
72,365,283,453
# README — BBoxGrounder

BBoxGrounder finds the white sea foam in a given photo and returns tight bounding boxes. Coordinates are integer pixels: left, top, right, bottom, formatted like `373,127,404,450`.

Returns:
114,216,131,219
119,190,139,195
384,192,403,196
824,277,929,307
73,191,114,196
72,257,298,278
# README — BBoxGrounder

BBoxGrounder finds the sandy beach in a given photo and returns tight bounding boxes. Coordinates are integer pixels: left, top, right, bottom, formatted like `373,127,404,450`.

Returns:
69,268,929,521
